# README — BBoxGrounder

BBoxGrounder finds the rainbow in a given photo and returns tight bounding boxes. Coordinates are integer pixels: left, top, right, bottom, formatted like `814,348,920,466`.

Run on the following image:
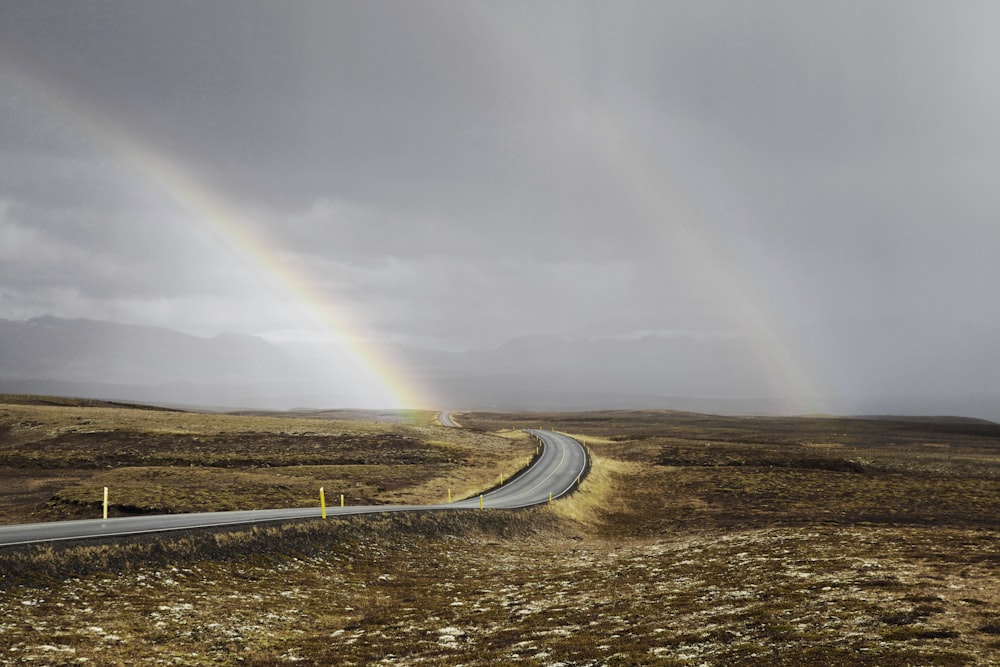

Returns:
114,143,435,410
0,59,433,411
3,15,832,414
468,5,832,413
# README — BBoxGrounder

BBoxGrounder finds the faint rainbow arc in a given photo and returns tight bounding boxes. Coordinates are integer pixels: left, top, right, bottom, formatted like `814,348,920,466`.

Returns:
1,61,431,410
123,143,432,410
470,5,829,411
579,103,828,409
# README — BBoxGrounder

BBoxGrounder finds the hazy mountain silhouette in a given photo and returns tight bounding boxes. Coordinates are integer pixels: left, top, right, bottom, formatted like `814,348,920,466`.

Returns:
0,318,782,411
398,333,792,413
417,336,1000,419
0,316,317,408
0,316,296,385
3,318,995,419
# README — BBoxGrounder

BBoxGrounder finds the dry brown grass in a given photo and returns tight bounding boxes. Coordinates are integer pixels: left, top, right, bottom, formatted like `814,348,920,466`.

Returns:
549,454,637,529
0,397,532,523
2,515,996,665
1,404,999,665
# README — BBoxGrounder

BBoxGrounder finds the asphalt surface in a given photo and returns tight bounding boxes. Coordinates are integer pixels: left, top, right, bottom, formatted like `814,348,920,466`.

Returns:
437,410,457,427
0,430,587,547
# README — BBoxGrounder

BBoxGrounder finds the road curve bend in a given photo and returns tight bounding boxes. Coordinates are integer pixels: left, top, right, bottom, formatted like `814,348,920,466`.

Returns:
0,430,587,548
437,410,458,427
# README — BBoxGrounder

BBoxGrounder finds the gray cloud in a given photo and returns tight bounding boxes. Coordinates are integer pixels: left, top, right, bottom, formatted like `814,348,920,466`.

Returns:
1,1,998,414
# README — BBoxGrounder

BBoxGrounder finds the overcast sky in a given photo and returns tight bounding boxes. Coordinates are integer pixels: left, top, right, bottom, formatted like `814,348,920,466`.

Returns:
1,1,998,413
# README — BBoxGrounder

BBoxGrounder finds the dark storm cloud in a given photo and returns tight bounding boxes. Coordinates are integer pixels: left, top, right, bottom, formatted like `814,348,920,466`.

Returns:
1,3,533,203
1,2,661,260
1,1,999,414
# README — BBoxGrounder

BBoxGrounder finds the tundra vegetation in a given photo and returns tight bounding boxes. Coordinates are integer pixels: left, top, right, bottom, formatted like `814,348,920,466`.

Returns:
0,397,998,665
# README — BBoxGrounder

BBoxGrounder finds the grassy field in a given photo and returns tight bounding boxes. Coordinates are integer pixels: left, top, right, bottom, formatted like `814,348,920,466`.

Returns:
1,399,999,665
0,396,532,523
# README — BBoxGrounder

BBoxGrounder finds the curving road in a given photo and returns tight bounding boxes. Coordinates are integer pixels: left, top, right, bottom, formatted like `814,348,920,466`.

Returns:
0,430,587,548
437,410,457,427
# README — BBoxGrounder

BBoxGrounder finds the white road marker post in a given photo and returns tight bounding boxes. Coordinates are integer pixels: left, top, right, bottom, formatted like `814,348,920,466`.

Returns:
320,487,327,519
102,486,108,520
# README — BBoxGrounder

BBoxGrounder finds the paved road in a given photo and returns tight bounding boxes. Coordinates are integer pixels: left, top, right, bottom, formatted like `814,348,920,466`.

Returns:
437,410,457,427
0,430,587,547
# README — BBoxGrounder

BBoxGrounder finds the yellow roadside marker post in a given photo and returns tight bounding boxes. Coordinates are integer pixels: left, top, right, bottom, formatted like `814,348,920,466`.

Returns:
103,486,109,520
320,487,327,519
479,494,483,510
548,491,553,505
448,488,452,503
340,494,345,507
500,473,504,485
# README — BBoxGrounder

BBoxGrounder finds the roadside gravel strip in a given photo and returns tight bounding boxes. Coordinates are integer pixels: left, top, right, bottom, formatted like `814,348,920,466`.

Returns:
0,430,588,547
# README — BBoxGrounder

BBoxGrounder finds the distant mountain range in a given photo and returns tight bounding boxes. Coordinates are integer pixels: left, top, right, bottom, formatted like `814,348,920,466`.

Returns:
393,333,792,412
0,316,320,409
0,316,296,385
0,316,782,412
2,316,995,420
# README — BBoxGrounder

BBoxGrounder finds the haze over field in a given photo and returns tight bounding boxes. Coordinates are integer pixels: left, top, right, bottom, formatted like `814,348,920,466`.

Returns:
1,2,998,417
